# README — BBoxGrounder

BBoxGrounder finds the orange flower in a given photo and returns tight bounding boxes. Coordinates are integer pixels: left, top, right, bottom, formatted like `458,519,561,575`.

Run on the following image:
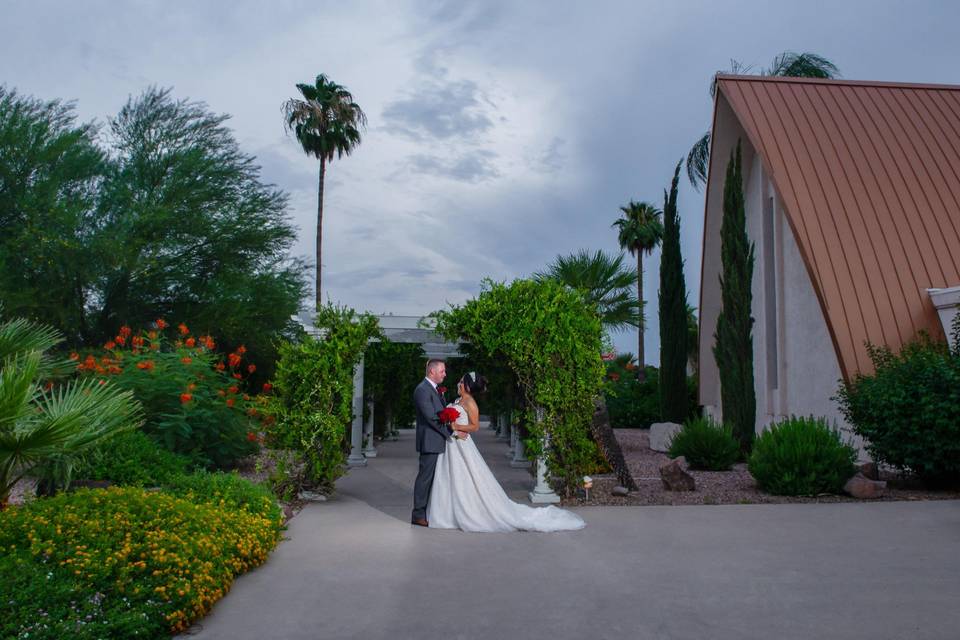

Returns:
226,398,235,408
43,381,53,391
243,394,250,401
215,362,225,371
115,335,126,346
69,352,79,361
104,341,117,350
246,407,258,417
150,343,159,351
247,364,256,374
228,385,239,394
108,365,122,375
136,360,155,371
262,383,272,393
119,325,132,337
185,337,196,348
228,353,242,368
177,323,189,335
148,330,158,340
203,336,215,350
232,373,242,380
236,345,247,355
180,393,192,404
217,389,226,397
187,383,197,391
246,431,257,442
156,319,168,330
181,357,192,365
98,379,107,386
132,335,144,348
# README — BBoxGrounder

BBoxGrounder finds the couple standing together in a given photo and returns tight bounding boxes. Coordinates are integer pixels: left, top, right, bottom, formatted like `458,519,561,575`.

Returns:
411,359,585,533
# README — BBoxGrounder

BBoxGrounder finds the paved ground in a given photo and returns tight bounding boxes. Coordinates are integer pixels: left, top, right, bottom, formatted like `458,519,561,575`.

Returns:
183,427,960,640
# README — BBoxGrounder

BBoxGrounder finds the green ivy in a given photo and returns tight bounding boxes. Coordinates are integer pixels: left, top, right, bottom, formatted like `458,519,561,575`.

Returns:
264,304,381,493
433,279,605,496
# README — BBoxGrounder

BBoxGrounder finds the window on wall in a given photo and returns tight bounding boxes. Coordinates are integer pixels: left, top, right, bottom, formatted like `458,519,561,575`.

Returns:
763,193,778,391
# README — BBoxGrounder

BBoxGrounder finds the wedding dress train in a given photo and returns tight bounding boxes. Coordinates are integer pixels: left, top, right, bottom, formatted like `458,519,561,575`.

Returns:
427,402,586,533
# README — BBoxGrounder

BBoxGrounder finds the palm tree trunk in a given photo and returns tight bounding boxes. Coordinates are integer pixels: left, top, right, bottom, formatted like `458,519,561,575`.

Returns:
637,252,645,381
316,155,326,309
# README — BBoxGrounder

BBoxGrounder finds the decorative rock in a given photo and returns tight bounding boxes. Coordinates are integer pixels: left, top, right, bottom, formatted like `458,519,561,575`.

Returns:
611,485,630,497
659,457,696,491
857,462,880,481
843,473,887,499
649,422,682,452
298,490,328,502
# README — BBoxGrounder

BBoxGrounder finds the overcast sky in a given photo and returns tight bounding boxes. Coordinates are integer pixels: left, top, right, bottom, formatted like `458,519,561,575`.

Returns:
3,0,958,362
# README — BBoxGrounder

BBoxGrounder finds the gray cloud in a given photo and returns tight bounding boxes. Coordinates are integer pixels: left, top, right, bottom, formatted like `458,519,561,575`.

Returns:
382,78,493,141
402,151,499,183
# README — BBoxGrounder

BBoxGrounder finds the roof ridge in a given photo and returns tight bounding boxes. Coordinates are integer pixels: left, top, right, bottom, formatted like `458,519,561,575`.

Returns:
715,74,960,91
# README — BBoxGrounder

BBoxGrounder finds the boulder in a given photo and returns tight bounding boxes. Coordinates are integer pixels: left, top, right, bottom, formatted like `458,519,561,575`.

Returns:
611,485,630,497
844,473,887,499
659,457,696,491
649,422,682,452
857,462,880,481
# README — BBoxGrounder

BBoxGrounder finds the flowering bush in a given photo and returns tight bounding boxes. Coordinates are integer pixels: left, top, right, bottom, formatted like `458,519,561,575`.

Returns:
0,479,282,639
74,321,266,469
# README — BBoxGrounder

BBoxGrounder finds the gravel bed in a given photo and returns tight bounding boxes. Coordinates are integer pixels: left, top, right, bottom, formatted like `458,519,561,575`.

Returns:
562,429,960,506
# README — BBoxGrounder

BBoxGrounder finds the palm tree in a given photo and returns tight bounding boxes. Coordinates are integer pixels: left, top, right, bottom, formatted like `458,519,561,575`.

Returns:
534,249,642,333
686,51,839,188
283,74,367,308
0,310,143,507
612,201,664,376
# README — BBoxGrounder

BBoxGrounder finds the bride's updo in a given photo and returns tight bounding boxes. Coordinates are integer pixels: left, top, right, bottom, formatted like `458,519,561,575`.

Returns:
460,372,488,395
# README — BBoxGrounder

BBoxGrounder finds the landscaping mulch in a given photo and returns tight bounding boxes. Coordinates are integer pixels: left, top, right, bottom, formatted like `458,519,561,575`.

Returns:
562,429,960,507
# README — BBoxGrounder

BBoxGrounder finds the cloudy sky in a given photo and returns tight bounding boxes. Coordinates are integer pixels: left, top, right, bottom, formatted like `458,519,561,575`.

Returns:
2,0,958,362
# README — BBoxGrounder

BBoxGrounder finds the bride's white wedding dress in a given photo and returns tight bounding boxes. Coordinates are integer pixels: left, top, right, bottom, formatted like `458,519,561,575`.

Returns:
427,401,586,533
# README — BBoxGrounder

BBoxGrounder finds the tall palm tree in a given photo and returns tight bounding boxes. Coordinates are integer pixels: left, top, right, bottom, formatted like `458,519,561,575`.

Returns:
686,51,839,188
613,201,664,375
283,74,367,308
0,310,142,506
534,249,641,333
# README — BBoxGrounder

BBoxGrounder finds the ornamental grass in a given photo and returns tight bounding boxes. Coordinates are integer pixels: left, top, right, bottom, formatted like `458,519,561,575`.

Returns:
0,481,283,639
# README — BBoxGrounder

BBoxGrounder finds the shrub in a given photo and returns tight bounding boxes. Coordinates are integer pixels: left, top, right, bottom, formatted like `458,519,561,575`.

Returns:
668,417,740,470
163,470,280,518
264,304,381,494
748,416,857,496
0,484,283,638
605,366,661,428
835,325,960,486
75,321,263,469
70,430,190,487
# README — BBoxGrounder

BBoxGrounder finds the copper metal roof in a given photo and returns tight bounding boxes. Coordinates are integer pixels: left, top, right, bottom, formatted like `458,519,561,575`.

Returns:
711,75,960,379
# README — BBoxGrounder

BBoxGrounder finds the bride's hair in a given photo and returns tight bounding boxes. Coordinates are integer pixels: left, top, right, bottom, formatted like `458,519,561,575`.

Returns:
460,372,488,395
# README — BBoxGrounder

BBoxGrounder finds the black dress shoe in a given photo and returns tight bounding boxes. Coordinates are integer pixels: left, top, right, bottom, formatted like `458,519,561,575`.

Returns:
411,518,429,527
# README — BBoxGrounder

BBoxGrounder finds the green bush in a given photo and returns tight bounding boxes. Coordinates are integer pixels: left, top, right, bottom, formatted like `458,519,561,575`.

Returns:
163,470,279,517
75,322,261,470
604,365,699,428
835,324,960,486
0,483,283,638
70,430,190,487
668,417,740,470
748,416,857,496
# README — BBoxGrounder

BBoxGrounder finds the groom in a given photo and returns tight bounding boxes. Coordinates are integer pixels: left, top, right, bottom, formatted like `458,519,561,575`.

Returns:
411,358,455,527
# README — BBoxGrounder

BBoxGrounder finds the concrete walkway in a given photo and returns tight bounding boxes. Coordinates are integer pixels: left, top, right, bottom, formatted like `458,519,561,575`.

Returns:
184,428,960,640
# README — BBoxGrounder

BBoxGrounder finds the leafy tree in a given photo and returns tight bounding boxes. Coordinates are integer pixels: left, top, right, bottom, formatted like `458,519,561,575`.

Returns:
0,87,308,379
0,310,143,506
612,201,663,376
658,161,688,423
534,249,642,334
686,51,839,188
283,74,367,307
363,340,425,436
0,87,104,339
713,142,756,454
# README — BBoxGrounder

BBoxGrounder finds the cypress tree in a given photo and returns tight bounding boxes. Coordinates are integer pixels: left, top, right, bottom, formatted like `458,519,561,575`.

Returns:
713,141,757,453
658,161,689,423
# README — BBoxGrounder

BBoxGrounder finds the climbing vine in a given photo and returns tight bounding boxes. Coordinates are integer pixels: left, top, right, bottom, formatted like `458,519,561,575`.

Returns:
265,304,381,494
432,278,605,495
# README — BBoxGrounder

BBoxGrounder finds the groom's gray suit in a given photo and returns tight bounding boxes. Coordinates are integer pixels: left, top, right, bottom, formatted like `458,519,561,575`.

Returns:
412,378,454,522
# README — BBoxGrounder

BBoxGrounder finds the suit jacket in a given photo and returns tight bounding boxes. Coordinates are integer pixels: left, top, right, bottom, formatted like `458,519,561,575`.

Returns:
414,378,453,454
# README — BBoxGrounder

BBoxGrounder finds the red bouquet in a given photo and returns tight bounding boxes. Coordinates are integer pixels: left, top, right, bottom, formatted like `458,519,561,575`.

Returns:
437,407,460,424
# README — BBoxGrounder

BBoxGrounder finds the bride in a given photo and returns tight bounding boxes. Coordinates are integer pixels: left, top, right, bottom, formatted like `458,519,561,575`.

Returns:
427,372,585,533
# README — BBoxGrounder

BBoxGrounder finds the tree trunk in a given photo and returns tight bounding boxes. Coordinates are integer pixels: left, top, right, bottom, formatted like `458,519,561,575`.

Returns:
315,155,326,310
591,397,638,491
637,252,646,382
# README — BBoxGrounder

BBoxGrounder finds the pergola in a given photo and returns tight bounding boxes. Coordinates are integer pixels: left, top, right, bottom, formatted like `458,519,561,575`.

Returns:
292,312,560,504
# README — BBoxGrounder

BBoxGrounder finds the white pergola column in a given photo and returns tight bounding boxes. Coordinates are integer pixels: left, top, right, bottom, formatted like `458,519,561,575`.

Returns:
362,398,377,458
529,408,560,504
347,355,367,467
505,415,517,458
497,413,511,441
510,425,531,469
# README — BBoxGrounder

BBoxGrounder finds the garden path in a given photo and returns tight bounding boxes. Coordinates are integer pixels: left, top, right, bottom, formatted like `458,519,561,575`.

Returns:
182,427,960,640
